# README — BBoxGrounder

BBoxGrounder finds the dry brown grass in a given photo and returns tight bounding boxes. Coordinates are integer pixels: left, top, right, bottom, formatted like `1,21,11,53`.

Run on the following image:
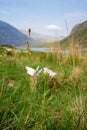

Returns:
69,66,83,86
70,95,87,129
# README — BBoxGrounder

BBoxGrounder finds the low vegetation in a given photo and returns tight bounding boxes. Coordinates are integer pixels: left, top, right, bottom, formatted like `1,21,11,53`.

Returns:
0,46,87,130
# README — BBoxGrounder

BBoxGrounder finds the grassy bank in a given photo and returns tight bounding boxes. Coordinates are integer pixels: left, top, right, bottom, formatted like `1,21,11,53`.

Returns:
0,47,87,130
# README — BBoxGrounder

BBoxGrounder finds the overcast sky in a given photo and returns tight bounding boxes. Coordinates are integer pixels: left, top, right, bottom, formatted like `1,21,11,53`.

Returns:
0,0,87,37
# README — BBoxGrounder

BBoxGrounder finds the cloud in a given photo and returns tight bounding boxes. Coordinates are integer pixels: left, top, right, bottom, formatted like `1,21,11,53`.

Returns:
47,24,62,30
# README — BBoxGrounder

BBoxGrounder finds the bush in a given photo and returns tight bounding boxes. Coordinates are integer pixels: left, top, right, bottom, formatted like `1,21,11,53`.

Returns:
0,47,7,54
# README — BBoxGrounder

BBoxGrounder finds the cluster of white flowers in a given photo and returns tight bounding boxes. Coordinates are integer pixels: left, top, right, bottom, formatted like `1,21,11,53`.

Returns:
25,66,56,77
42,67,56,77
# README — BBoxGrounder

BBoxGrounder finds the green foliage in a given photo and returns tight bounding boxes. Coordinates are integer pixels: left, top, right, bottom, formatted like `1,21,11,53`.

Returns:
0,47,7,54
0,49,87,130
6,50,14,56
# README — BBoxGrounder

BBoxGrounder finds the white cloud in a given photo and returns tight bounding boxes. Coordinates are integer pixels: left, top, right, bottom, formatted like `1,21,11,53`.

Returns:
47,24,62,30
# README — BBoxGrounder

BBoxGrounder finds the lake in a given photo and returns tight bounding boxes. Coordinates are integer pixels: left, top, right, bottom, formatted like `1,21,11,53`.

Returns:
17,47,87,54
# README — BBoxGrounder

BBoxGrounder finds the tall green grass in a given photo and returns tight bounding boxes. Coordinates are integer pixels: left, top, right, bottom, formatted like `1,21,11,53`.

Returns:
0,47,87,130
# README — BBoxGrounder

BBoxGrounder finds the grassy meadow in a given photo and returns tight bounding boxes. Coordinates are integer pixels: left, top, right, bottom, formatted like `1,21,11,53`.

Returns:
0,45,87,130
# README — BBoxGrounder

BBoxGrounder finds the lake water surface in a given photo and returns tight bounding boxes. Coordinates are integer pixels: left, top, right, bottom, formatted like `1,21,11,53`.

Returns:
18,47,87,54
30,47,87,54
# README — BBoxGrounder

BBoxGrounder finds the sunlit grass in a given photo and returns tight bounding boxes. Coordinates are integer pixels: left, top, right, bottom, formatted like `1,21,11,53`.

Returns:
0,45,87,130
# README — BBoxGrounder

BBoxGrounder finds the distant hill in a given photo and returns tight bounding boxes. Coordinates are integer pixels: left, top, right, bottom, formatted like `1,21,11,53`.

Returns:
0,20,36,46
21,30,61,43
61,20,87,46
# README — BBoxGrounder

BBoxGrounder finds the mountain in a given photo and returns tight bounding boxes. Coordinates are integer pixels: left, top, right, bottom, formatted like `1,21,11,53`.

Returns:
61,20,87,46
30,32,58,43
21,30,61,43
0,20,36,46
71,20,87,35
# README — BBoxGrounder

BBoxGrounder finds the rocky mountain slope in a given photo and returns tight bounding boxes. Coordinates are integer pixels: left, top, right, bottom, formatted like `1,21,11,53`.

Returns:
61,20,87,46
71,20,87,35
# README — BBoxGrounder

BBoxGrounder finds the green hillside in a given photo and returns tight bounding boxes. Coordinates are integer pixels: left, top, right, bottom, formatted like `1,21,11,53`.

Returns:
61,20,87,46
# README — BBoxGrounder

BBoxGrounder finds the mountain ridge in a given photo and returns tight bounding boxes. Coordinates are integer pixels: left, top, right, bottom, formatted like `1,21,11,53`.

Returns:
0,20,37,46
61,20,87,46
71,20,87,35
21,30,62,43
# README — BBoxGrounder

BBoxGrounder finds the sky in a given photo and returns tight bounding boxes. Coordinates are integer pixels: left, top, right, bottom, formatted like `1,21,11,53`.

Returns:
0,0,87,37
